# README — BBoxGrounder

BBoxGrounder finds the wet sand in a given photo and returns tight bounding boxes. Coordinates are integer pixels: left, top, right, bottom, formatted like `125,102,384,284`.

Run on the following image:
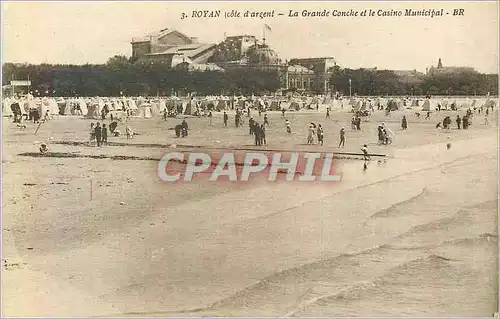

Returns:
2,109,498,316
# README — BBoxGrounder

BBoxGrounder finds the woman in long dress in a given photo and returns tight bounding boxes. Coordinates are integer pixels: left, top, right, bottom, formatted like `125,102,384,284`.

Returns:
307,124,316,145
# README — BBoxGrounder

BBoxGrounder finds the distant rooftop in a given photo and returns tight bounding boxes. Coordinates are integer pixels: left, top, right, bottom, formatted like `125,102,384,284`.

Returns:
132,28,193,43
145,43,215,57
290,57,336,61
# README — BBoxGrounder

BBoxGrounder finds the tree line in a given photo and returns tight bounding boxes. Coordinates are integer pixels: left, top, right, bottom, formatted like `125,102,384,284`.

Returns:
330,67,498,96
2,55,498,97
2,56,281,97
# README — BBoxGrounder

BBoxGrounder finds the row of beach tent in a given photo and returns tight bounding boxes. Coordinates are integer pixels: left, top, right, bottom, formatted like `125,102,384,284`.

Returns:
2,94,497,119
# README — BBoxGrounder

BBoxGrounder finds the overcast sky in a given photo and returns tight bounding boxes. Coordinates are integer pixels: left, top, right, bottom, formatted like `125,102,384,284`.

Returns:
2,1,499,73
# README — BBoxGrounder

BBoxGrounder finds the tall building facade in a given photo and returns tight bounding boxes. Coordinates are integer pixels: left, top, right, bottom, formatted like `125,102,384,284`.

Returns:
131,28,216,67
131,28,333,93
288,57,337,93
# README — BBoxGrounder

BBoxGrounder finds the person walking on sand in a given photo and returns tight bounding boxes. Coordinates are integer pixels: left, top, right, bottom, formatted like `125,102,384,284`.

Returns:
254,122,261,146
223,111,228,127
326,107,330,119
264,114,270,127
208,111,213,126
44,110,51,122
126,125,134,139
101,124,108,146
456,115,461,129
307,124,315,145
249,117,255,135
361,144,370,161
339,127,346,148
462,115,468,130
94,122,102,147
317,124,324,146
484,113,489,125
351,116,357,130
401,116,407,130
260,124,267,146
235,112,240,128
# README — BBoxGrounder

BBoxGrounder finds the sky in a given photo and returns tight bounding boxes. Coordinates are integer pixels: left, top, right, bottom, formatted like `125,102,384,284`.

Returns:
2,1,499,73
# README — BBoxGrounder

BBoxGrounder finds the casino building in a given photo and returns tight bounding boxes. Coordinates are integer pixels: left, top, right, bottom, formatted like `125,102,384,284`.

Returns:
131,28,218,70
131,28,337,93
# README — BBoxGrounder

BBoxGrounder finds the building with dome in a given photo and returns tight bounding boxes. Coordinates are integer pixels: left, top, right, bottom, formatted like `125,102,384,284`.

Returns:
246,43,280,65
131,28,329,93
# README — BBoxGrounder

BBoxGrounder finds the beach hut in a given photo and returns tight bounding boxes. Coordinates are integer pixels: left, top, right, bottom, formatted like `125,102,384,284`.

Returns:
279,101,291,110
351,100,362,112
139,103,153,118
2,97,14,117
410,99,420,108
79,100,88,116
421,99,430,111
85,103,97,118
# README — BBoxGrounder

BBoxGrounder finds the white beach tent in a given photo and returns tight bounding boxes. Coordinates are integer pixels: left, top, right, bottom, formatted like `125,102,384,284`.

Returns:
421,99,430,111
159,99,166,112
2,97,14,116
129,99,138,110
279,101,291,110
140,103,153,118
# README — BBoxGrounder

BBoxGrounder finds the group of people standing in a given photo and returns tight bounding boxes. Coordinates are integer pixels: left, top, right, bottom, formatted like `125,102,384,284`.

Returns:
307,123,324,146
89,122,108,147
249,117,267,146
174,120,189,138
351,115,362,131
378,123,393,145
455,115,470,129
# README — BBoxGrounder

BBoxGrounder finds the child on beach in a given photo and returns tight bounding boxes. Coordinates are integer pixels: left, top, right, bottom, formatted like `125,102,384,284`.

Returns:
39,143,48,155
285,119,292,134
361,144,370,161
339,127,346,148
126,126,134,139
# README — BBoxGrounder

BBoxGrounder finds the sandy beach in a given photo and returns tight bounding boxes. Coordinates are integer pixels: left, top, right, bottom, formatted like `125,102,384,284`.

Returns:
2,108,498,317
